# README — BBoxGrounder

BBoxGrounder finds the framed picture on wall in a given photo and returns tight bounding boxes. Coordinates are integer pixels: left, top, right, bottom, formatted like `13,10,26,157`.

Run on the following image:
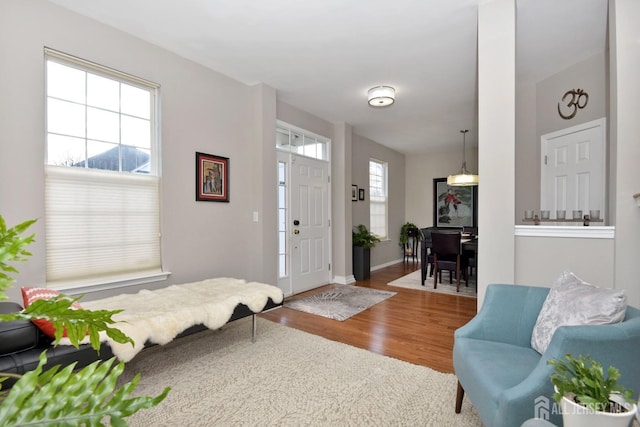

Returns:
358,188,365,201
196,152,229,202
351,185,358,201
433,178,477,228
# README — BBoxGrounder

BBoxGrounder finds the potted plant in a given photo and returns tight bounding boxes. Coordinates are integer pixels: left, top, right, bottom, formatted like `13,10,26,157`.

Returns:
399,222,420,256
0,215,168,425
352,224,380,281
548,353,637,427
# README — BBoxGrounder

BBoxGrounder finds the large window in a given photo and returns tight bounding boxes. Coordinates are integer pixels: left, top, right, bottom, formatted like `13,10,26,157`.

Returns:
45,49,163,291
369,159,388,239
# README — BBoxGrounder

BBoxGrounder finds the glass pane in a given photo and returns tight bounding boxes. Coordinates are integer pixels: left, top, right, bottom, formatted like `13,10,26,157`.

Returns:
121,145,150,173
87,140,118,171
121,84,150,119
317,141,327,160
279,231,286,252
121,116,150,149
278,186,286,208
278,209,286,230
278,254,287,278
47,98,85,138
87,107,119,143
47,134,85,166
276,129,290,150
303,141,316,158
47,61,85,103
87,74,119,111
278,161,286,183
291,132,304,155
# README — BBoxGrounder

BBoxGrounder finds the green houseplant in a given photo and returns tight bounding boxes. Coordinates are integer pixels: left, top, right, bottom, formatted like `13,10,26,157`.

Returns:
352,224,380,281
398,222,420,248
0,215,169,426
548,353,637,427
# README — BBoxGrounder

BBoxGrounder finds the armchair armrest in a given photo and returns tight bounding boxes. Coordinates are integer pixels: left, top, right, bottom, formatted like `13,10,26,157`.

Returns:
541,313,640,395
497,309,640,425
455,284,550,348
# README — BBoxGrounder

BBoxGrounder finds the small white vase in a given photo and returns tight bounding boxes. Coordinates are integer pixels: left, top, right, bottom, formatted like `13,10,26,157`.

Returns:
560,393,638,427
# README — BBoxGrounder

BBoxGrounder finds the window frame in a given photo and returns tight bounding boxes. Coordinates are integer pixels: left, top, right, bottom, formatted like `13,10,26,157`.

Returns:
369,158,389,240
44,48,168,294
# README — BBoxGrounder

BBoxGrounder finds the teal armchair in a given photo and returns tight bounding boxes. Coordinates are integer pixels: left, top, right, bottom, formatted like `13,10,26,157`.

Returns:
453,284,640,427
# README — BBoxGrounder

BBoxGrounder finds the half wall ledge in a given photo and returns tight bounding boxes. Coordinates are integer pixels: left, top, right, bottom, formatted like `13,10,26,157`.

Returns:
514,225,614,239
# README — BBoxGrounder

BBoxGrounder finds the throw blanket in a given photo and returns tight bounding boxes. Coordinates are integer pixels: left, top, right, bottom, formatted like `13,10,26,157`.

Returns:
60,278,283,362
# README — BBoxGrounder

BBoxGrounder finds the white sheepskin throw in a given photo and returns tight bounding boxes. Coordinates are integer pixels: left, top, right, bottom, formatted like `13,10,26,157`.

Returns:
59,278,283,362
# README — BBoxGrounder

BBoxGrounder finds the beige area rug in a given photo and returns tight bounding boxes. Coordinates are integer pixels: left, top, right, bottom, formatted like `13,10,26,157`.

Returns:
121,317,482,426
284,284,396,321
388,269,477,298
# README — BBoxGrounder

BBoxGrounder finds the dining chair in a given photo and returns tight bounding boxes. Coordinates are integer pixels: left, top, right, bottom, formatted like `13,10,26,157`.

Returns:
419,227,437,285
430,231,469,292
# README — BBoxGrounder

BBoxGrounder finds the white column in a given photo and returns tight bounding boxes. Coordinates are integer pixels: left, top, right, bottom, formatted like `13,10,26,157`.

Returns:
477,0,516,307
610,0,640,307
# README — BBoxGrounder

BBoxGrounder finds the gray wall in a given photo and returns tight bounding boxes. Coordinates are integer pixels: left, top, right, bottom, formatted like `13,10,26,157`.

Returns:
405,147,478,229
351,134,406,270
0,0,278,302
516,53,607,223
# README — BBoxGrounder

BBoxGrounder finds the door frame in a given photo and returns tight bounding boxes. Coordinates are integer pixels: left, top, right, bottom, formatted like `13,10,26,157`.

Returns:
276,126,332,297
540,117,606,219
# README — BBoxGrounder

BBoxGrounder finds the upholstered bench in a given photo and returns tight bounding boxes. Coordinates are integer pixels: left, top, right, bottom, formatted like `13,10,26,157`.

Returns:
0,278,283,385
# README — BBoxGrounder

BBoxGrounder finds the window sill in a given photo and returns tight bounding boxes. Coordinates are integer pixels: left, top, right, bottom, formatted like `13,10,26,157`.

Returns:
514,225,614,239
49,271,171,296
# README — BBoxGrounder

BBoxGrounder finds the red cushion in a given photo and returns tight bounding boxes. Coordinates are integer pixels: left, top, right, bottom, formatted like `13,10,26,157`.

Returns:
21,287,82,338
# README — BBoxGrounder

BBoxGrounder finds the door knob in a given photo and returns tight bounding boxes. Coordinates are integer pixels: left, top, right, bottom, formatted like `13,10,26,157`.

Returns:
293,229,300,235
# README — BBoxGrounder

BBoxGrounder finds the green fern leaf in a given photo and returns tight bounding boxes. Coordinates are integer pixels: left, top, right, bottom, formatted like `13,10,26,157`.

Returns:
0,352,169,427
0,297,133,350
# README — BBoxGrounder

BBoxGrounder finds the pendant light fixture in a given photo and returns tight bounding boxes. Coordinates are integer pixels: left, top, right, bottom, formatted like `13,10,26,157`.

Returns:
367,86,395,107
447,129,479,186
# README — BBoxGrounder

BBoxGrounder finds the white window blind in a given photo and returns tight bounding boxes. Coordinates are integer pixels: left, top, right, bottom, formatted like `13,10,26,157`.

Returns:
44,49,162,290
369,159,388,239
45,166,161,287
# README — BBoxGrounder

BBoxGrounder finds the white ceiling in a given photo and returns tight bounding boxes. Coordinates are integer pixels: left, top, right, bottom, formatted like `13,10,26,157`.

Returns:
48,0,607,154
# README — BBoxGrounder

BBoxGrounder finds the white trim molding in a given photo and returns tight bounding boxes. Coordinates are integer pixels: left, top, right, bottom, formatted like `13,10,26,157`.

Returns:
515,225,615,239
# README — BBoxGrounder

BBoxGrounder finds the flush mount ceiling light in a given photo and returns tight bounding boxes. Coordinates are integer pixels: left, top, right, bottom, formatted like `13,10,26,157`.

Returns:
368,86,395,107
447,129,479,186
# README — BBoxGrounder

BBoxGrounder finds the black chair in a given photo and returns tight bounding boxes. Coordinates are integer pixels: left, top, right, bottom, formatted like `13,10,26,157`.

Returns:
420,227,436,285
431,231,469,292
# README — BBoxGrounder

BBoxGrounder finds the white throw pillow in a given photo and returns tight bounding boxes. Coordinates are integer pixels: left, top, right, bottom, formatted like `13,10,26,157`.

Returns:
530,271,627,354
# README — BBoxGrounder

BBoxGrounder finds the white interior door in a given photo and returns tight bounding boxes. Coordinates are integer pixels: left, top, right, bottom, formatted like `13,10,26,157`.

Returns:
541,118,606,219
277,152,330,295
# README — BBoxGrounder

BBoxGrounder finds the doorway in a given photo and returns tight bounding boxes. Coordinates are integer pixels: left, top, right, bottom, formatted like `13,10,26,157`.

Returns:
276,124,331,296
541,118,606,220
277,152,331,295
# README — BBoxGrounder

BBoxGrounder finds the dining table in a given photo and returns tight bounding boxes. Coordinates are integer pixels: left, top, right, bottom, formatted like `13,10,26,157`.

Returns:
420,229,477,285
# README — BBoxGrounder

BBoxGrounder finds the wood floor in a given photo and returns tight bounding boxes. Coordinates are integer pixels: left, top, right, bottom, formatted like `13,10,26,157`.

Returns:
259,262,478,373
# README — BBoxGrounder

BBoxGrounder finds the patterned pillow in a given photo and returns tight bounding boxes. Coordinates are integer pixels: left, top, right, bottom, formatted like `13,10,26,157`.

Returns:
21,287,83,338
530,271,627,354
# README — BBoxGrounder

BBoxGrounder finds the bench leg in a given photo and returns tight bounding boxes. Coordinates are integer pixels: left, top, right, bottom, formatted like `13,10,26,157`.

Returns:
251,314,257,343
455,380,464,413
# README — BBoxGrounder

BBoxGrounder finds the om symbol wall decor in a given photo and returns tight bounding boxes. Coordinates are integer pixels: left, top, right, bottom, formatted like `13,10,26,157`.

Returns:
557,88,589,120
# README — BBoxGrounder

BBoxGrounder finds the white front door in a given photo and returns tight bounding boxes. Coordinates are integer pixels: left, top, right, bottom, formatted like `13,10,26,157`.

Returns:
277,152,331,295
541,118,606,220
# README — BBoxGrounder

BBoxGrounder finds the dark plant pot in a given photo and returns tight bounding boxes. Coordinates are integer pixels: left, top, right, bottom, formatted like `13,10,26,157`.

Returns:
353,246,371,281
